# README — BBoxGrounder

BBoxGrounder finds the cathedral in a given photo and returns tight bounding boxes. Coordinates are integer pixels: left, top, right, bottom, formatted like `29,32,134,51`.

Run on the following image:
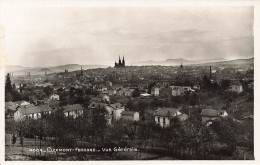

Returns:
114,55,125,68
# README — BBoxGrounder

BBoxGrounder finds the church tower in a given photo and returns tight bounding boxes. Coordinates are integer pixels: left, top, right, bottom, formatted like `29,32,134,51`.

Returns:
180,62,183,69
114,55,126,68
119,56,122,65
81,66,83,75
122,55,125,66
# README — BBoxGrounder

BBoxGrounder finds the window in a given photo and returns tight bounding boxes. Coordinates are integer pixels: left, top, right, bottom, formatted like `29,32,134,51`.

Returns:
158,117,160,123
163,118,166,125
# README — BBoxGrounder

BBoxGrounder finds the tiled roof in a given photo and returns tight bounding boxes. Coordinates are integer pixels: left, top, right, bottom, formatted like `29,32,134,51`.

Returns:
62,104,84,112
109,103,122,109
177,114,188,121
154,108,180,117
5,101,13,107
200,109,225,117
121,111,137,116
88,102,106,109
6,105,17,111
19,105,51,115
48,100,60,108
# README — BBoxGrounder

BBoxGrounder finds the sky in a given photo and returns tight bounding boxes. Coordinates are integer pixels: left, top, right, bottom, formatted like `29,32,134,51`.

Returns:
0,6,254,67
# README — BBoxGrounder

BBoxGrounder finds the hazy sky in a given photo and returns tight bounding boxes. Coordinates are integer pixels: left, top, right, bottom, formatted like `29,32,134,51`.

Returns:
1,6,253,67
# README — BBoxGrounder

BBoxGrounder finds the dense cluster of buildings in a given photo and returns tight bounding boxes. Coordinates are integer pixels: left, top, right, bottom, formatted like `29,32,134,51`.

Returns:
5,59,254,128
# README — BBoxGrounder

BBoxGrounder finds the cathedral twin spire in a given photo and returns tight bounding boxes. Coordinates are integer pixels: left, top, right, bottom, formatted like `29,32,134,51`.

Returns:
115,55,125,68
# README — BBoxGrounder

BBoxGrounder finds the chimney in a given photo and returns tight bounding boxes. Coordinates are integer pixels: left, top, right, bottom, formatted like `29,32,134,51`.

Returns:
210,66,212,79
28,72,31,82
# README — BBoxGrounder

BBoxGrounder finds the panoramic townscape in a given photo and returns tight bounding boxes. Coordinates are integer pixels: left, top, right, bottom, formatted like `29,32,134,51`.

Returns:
2,5,254,161
5,57,254,160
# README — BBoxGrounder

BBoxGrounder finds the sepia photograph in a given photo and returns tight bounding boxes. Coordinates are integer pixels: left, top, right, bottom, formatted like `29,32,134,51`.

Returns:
1,2,255,161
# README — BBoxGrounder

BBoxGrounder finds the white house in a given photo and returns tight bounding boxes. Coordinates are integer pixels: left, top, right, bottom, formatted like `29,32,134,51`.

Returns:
14,105,52,121
61,104,84,119
49,94,60,101
151,87,160,96
121,111,140,122
154,107,184,127
171,86,182,96
170,86,192,96
62,104,84,119
200,109,228,125
229,83,243,93
105,103,125,124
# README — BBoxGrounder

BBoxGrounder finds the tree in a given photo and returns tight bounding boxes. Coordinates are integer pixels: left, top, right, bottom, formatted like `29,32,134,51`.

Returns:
74,116,91,145
132,89,140,98
107,119,126,145
148,82,156,94
126,100,135,111
92,106,108,145
5,73,13,93
210,117,238,156
221,79,231,90
137,121,154,151
43,86,53,96
202,76,211,89
5,92,13,102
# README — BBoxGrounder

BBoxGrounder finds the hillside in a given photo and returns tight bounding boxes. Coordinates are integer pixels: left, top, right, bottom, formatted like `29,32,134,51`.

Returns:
5,64,108,75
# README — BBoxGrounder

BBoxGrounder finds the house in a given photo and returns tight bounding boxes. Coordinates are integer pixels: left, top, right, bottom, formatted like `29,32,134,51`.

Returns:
14,105,52,121
171,86,182,96
96,85,108,92
170,86,192,96
159,87,172,97
106,89,117,96
97,94,110,102
117,88,129,96
5,101,14,112
201,109,228,124
125,89,135,97
5,101,14,107
12,101,30,106
88,102,106,109
248,82,254,89
151,87,160,96
6,101,33,118
41,83,54,88
121,111,140,122
193,84,200,90
49,94,60,101
112,84,123,90
62,104,84,118
106,81,112,87
105,103,125,124
153,107,184,127
229,82,243,93
5,101,16,118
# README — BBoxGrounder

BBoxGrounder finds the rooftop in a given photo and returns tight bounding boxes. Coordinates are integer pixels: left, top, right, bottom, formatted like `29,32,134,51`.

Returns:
201,109,226,117
154,107,180,117
62,104,84,112
18,105,52,115
121,111,137,116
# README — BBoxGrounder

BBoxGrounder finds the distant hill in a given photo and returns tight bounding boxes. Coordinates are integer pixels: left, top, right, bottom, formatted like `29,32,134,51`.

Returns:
201,57,254,66
5,64,108,75
132,58,228,66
